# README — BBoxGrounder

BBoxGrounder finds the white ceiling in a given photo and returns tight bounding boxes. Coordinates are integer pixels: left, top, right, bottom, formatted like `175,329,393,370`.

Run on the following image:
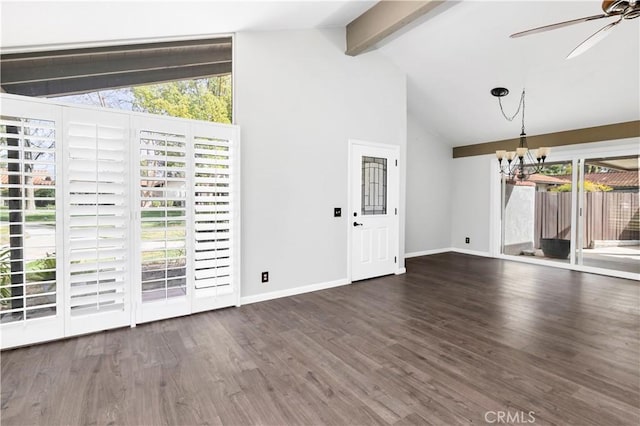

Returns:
2,1,638,149
379,0,640,146
0,1,375,51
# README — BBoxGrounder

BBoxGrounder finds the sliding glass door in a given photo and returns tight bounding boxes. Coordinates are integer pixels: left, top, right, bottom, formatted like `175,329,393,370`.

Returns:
501,154,639,276
576,155,639,274
501,161,574,264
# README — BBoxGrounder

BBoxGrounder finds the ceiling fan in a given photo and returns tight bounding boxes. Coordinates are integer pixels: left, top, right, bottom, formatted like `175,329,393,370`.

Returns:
511,0,640,59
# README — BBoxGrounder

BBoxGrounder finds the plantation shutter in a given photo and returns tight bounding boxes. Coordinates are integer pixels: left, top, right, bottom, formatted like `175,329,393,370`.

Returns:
0,117,57,323
0,116,58,322
190,123,239,313
64,108,130,335
138,130,189,300
2,94,240,349
134,116,191,323
0,97,64,349
193,135,233,291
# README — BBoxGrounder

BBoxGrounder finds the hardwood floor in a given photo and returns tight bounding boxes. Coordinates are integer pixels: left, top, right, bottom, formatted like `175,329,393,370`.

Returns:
1,253,639,425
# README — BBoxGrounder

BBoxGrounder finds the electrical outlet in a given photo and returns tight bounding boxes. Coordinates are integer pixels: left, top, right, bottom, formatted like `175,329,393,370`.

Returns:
465,237,470,244
261,271,269,283
334,207,342,217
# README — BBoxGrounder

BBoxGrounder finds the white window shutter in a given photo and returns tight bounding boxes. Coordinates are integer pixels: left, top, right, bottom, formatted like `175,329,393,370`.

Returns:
64,108,130,335
0,116,58,321
138,130,189,304
193,135,233,294
0,98,64,349
2,94,240,347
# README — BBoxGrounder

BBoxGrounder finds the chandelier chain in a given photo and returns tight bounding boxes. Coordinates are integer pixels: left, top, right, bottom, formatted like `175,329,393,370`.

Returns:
497,89,526,134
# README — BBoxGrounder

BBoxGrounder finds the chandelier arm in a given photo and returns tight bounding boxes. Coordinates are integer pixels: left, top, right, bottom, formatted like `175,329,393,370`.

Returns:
517,149,545,178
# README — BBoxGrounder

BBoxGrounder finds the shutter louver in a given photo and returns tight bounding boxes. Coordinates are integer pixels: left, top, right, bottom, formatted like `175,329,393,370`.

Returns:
0,116,58,323
193,136,233,294
139,130,188,303
67,121,128,316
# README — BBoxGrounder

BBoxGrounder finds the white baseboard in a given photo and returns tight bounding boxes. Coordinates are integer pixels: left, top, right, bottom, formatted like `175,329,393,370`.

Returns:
404,248,451,258
450,247,493,257
404,248,494,259
240,278,350,305
240,249,493,306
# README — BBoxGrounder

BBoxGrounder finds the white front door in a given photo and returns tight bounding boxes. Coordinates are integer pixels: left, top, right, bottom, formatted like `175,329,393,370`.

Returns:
350,141,399,281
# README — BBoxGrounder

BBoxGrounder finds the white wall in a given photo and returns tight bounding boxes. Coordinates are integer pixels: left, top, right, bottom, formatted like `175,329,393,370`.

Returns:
405,113,452,255
235,29,407,299
450,155,494,254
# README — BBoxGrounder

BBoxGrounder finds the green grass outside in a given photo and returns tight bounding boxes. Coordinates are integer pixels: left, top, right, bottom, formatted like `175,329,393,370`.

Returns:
0,208,55,223
141,209,186,228
141,210,185,218
1,206,186,261
142,249,186,262
0,207,183,228
0,207,55,242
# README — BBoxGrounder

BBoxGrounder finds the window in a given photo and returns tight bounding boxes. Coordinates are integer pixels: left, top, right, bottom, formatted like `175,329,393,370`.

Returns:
0,96,240,349
502,161,573,263
1,116,57,323
501,155,639,275
139,131,188,302
362,156,387,215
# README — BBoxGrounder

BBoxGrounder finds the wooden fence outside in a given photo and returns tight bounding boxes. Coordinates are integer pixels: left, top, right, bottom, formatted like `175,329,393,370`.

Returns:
535,191,640,248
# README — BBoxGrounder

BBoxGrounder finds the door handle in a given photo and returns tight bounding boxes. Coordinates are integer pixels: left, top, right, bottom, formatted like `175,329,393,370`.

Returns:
353,222,363,227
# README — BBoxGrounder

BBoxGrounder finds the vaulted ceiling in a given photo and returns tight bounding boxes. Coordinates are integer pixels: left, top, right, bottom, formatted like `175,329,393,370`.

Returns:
379,0,640,146
1,1,638,148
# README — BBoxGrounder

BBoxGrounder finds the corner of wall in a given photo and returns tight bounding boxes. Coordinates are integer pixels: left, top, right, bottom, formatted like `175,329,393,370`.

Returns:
404,113,454,254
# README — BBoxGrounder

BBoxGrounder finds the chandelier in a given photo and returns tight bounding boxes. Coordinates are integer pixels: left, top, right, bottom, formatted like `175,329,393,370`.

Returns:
491,87,550,181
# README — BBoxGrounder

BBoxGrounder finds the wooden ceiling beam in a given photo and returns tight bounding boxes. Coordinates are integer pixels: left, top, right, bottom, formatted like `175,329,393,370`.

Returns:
3,62,231,97
1,45,232,85
0,37,232,97
452,121,640,158
346,0,444,56
0,37,232,61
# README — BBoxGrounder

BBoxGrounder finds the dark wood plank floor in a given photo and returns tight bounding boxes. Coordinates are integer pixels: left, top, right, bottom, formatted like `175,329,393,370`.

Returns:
1,253,639,425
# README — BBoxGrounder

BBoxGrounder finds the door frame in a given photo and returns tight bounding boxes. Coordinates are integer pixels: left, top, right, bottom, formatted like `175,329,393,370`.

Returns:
347,139,401,282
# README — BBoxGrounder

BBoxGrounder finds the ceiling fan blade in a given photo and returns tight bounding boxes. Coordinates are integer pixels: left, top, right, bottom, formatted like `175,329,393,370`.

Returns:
566,19,621,59
510,14,610,38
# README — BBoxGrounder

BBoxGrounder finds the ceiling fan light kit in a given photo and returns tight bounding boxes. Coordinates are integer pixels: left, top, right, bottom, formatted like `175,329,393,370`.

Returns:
511,0,639,59
491,88,549,181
